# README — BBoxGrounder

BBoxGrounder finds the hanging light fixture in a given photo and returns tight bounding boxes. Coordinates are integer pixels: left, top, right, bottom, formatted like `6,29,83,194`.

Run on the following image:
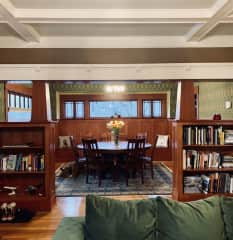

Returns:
105,85,125,93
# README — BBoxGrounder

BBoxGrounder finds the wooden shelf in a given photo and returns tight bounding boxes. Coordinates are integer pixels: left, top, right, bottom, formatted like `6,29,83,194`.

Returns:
0,123,56,211
0,146,44,151
0,170,45,175
183,168,233,173
183,144,233,147
0,193,46,200
180,193,233,201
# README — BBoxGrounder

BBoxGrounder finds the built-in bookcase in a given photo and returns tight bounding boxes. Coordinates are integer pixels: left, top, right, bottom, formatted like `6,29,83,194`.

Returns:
0,122,56,211
172,120,233,201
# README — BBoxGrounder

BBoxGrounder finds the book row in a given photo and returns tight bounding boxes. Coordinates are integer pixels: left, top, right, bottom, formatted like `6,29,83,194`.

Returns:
183,126,232,145
0,153,45,171
183,149,233,169
184,173,233,194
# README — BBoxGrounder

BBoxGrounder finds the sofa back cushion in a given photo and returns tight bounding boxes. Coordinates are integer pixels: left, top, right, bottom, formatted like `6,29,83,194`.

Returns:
157,196,225,240
221,197,233,240
85,195,156,240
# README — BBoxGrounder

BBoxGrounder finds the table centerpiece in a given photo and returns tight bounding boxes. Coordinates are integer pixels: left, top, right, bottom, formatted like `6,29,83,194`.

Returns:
106,118,125,145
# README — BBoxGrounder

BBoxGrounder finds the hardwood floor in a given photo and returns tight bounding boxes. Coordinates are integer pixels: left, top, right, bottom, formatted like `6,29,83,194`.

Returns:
0,195,156,240
0,161,173,239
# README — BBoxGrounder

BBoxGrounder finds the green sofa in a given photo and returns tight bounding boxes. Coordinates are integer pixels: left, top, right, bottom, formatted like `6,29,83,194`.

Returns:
53,195,233,240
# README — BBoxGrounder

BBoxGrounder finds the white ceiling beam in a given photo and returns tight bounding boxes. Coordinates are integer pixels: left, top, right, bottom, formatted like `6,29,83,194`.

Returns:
186,0,233,41
1,63,233,80
0,0,40,42
15,8,210,24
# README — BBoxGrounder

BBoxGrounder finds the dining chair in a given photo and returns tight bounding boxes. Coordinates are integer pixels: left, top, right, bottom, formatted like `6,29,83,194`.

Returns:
136,132,147,140
70,136,87,177
140,135,169,179
81,138,105,186
122,138,144,186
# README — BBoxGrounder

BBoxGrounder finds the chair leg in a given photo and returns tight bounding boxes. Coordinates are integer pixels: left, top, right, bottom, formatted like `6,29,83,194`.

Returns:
141,169,144,184
98,170,101,187
86,169,89,183
150,161,154,179
125,170,129,186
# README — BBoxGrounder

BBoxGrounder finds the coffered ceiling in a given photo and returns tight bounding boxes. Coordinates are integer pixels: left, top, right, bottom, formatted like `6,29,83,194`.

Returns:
0,0,233,47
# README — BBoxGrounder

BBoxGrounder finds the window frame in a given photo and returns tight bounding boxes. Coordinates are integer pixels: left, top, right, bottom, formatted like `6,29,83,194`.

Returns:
60,93,167,120
5,83,33,122
62,100,85,120
142,99,165,118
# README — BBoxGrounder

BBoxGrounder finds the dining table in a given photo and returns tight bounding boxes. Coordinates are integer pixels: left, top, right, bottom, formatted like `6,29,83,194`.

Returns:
77,140,152,154
77,140,152,181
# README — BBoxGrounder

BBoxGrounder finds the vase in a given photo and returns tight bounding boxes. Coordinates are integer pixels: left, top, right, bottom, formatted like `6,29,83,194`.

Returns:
112,129,119,145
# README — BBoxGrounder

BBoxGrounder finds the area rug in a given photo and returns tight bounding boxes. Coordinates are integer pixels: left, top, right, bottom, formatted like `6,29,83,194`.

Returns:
55,163,172,196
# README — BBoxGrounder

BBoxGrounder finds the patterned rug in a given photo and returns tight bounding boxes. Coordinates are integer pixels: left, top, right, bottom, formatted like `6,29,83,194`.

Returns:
55,163,172,196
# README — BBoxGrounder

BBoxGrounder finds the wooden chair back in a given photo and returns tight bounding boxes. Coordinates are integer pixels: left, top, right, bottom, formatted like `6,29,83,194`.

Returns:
81,138,100,164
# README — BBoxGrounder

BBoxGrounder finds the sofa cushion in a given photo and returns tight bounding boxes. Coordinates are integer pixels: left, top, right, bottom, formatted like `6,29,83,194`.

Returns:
221,196,233,240
85,195,156,240
53,217,85,240
157,196,225,240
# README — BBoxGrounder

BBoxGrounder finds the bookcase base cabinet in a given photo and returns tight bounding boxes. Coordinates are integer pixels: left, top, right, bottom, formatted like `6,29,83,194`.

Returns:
0,122,56,211
0,196,56,212
172,120,233,201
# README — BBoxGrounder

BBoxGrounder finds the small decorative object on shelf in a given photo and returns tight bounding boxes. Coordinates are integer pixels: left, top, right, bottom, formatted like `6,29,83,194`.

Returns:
0,202,16,222
3,186,16,196
213,113,222,120
106,115,125,145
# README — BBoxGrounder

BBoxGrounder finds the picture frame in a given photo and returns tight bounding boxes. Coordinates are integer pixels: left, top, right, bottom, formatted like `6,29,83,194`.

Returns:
156,135,169,148
58,136,72,148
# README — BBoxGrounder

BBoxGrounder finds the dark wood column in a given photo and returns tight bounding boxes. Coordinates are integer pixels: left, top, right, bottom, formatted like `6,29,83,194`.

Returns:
31,81,52,122
175,80,196,121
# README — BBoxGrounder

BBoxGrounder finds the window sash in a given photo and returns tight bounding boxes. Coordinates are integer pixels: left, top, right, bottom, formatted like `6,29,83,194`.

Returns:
89,100,137,118
64,101,84,119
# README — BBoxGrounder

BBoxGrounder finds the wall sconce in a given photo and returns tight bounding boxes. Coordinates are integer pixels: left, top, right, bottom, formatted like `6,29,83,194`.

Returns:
225,100,232,109
105,85,125,93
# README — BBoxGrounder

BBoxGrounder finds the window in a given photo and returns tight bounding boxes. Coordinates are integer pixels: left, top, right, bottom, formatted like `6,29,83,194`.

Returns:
64,101,84,119
7,91,32,122
143,100,162,117
60,93,167,119
90,101,137,118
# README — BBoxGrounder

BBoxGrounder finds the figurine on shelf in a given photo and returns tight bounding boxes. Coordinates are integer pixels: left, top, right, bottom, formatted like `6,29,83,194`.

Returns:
7,202,16,221
1,203,8,221
25,183,43,196
0,202,16,221
213,113,222,120
3,186,16,196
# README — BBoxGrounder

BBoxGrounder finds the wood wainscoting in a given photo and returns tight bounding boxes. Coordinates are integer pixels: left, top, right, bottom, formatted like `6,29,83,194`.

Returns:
55,118,172,162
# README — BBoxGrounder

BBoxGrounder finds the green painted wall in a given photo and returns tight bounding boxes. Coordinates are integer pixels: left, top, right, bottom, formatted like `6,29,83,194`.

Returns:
197,81,233,120
0,83,5,121
49,82,178,120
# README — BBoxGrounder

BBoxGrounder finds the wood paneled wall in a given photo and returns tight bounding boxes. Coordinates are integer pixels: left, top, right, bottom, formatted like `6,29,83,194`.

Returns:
56,118,172,162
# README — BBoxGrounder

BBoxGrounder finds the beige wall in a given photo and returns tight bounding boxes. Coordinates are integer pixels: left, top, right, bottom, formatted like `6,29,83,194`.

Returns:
197,81,233,120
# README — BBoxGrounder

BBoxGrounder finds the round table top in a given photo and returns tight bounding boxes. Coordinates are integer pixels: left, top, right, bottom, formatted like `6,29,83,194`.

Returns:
77,141,151,153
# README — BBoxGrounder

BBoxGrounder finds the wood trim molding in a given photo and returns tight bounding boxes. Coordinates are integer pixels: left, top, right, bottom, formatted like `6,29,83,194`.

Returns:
5,83,32,96
59,93,167,120
1,48,233,64
0,63,233,80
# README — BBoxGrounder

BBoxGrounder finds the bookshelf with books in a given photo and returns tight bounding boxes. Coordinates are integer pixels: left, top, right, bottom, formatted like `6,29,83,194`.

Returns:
172,120,233,201
0,122,56,211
